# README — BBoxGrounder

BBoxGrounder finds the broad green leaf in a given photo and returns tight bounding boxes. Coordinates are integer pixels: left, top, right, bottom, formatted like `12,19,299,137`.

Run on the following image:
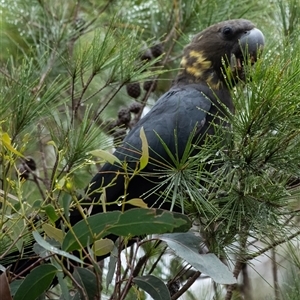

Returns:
61,193,72,222
32,199,43,209
158,232,236,284
62,208,191,252
56,268,70,300
33,242,51,259
133,275,171,300
139,127,149,170
62,211,120,251
13,265,57,300
43,204,59,223
9,280,22,297
42,223,64,244
33,231,83,264
94,238,114,256
1,132,24,157
73,267,97,299
7,219,25,252
106,243,119,289
126,198,148,208
106,209,191,237
89,149,121,165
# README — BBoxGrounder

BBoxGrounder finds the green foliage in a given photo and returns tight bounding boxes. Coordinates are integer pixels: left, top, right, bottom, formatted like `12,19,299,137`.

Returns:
133,275,171,300
159,233,236,284
205,45,300,251
73,267,98,300
14,265,57,300
62,208,191,252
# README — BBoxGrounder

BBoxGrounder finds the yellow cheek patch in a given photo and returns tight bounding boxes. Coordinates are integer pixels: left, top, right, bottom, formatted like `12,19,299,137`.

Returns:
181,49,216,84
188,50,211,69
197,57,211,69
186,66,203,78
180,56,188,67
189,50,203,58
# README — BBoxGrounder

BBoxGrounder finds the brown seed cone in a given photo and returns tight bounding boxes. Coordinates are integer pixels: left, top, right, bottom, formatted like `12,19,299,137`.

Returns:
128,102,143,114
140,49,153,62
24,157,37,171
150,43,164,58
117,108,131,126
143,80,157,92
126,82,141,99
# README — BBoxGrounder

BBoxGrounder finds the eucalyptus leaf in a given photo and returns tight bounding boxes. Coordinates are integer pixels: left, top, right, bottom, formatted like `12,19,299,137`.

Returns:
133,275,171,300
13,265,57,300
159,232,236,284
94,238,114,256
42,223,64,244
73,267,97,299
126,198,148,208
139,127,149,170
106,242,119,289
62,208,191,252
89,149,121,165
9,280,22,297
42,204,59,223
33,231,83,264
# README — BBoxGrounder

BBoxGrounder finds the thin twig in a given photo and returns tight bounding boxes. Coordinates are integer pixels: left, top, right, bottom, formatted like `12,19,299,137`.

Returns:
272,247,280,300
37,124,50,189
170,271,201,300
115,238,127,300
30,173,46,200
169,263,192,284
67,1,80,58
241,263,253,300
60,258,89,300
32,46,58,95
121,244,135,282
148,245,167,275
0,68,22,84
225,259,244,300
119,241,145,300
73,72,96,117
10,254,54,279
97,259,105,300
81,82,111,105
93,84,125,121
225,236,248,300
245,229,300,261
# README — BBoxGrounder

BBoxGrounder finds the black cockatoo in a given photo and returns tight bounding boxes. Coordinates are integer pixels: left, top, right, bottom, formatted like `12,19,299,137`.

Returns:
69,19,265,223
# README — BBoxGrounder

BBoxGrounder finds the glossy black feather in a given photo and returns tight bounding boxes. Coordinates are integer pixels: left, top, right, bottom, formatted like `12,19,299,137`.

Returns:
69,83,232,224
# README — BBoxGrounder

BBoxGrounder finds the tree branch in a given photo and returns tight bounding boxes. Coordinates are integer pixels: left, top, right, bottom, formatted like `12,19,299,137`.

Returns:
170,271,201,300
